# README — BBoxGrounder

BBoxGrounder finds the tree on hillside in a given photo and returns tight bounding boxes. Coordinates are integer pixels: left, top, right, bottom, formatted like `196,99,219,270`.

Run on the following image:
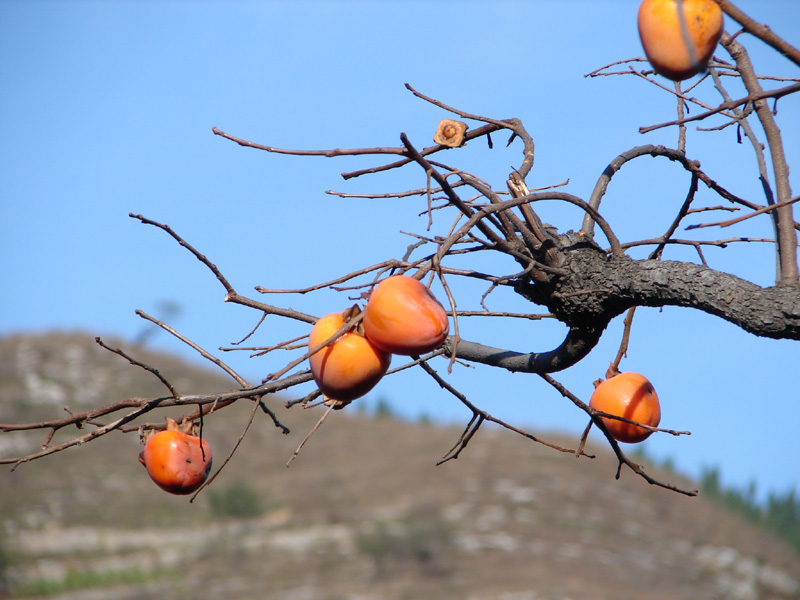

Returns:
2,0,798,498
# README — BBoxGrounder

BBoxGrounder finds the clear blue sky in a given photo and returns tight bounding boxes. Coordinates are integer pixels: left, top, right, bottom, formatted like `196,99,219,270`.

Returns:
1,1,798,503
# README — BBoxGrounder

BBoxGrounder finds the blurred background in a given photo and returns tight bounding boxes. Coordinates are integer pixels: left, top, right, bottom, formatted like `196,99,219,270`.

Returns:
1,2,799,597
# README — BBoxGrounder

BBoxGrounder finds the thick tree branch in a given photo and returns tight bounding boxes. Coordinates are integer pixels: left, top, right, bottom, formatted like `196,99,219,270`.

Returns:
550,250,800,340
444,323,605,374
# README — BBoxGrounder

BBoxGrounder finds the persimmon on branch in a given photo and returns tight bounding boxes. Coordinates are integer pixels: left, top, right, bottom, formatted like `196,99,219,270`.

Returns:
589,3,800,285
2,0,798,498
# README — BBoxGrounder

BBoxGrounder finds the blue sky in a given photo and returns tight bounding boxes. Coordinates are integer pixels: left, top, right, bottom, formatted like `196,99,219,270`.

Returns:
1,1,798,502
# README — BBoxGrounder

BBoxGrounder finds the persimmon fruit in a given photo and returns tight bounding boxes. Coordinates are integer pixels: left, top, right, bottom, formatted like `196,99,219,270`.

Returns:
308,307,392,402
362,275,449,355
589,371,662,444
637,0,724,81
138,418,212,495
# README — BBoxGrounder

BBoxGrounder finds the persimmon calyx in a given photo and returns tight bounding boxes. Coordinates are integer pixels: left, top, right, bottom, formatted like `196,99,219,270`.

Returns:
138,416,201,445
341,304,367,337
434,119,468,147
604,362,622,381
323,397,352,410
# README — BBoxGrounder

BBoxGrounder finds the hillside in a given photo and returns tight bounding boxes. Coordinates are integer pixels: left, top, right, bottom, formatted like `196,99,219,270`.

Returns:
1,332,798,600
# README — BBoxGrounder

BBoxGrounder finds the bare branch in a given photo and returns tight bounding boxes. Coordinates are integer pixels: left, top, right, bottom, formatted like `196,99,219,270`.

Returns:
539,374,697,496
212,126,405,158
95,337,177,398
650,172,700,260
444,325,605,375
130,213,235,294
638,81,800,133
413,361,588,464
580,144,800,239
712,0,800,69
722,33,799,286
403,83,536,179
611,308,637,372
340,122,504,180
136,310,248,387
687,195,800,230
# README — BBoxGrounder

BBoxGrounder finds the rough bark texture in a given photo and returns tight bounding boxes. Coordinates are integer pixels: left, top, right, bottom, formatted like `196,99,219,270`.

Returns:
451,234,800,374
538,241,800,339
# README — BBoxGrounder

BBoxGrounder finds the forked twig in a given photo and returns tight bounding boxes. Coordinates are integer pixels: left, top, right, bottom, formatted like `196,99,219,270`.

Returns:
286,404,335,467
135,310,248,387
639,81,800,133
687,195,800,230
415,361,591,465
190,394,264,502
539,374,697,496
95,337,178,398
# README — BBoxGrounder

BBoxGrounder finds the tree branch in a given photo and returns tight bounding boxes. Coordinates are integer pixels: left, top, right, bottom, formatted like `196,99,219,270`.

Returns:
444,323,605,374
606,256,800,339
713,0,800,69
638,81,800,133
722,34,799,287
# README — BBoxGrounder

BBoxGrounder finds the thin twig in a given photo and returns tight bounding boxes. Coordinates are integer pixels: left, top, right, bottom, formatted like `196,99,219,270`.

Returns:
286,404,334,467
539,374,697,496
639,81,800,133
212,126,406,158
190,394,263,502
612,308,637,371
95,337,177,397
651,172,700,260
136,310,248,387
687,195,800,230
415,361,590,464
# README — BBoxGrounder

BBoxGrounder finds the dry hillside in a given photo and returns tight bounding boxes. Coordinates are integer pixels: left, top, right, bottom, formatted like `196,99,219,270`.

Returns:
0,332,798,600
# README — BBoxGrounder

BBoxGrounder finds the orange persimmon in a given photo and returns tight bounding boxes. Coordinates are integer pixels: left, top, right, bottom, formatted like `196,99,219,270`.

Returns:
139,418,212,495
589,372,662,444
308,307,392,402
362,275,449,355
637,0,724,81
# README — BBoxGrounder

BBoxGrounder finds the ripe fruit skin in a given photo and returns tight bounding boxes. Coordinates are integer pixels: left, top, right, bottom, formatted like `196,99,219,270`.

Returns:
638,0,724,81
362,275,450,355
139,429,212,495
308,310,392,402
589,372,661,444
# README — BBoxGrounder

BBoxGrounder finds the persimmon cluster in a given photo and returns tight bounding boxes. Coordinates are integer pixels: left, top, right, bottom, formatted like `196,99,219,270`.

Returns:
308,275,449,408
309,274,664,447
135,0,724,495
23,0,788,499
